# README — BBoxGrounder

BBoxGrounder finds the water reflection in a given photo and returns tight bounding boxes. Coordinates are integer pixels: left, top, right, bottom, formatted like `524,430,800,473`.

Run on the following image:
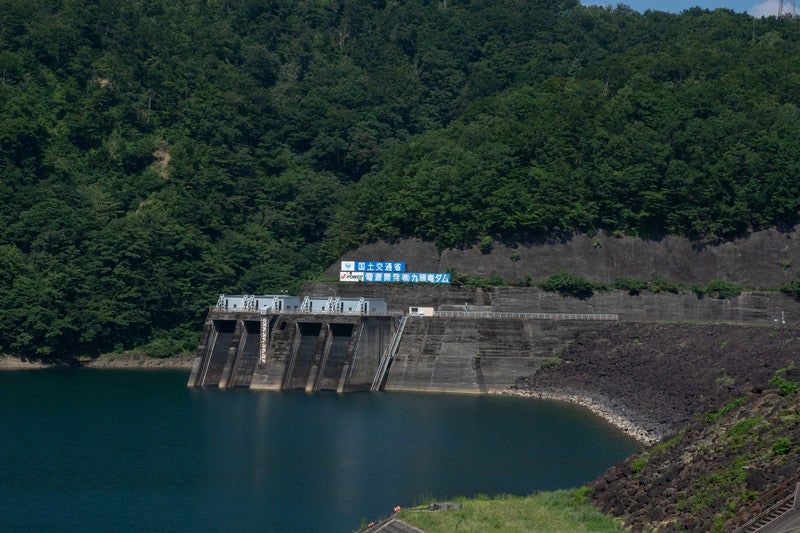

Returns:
0,371,639,532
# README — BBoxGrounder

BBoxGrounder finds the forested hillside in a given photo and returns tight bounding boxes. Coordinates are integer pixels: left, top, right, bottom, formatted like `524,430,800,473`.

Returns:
2,0,800,359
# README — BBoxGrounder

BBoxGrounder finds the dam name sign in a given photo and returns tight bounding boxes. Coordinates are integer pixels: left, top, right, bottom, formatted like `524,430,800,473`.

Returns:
340,261,450,284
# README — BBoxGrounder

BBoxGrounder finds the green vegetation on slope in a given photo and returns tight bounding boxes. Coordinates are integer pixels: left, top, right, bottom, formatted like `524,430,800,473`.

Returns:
2,1,800,359
450,268,754,300
589,374,799,532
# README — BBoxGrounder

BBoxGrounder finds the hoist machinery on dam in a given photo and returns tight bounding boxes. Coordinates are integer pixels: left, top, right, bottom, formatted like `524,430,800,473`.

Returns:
187,292,620,394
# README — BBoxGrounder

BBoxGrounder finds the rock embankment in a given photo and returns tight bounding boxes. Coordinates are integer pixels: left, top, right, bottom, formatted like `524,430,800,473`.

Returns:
0,353,195,370
82,352,195,369
0,357,53,370
589,389,800,532
494,388,660,444
514,321,800,532
517,322,798,441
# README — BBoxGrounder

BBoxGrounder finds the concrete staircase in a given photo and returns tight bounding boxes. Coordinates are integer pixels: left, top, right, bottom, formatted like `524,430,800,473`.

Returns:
371,315,407,391
739,499,794,532
736,481,799,532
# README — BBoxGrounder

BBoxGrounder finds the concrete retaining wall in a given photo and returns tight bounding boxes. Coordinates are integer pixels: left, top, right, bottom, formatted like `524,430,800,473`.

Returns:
384,317,605,393
330,229,800,286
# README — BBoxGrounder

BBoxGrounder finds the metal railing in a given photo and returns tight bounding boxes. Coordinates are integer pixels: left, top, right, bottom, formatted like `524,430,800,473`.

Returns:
371,315,408,391
433,311,619,321
208,307,619,321
734,475,800,532
210,307,403,316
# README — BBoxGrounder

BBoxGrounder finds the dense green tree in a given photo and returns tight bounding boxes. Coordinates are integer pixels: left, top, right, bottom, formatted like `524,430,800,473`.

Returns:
1,0,799,360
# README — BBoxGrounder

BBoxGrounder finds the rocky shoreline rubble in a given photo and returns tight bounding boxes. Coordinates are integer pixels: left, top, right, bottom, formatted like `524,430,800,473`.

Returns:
0,354,195,370
82,353,195,369
511,321,800,531
519,322,800,442
0,357,52,370
493,388,660,445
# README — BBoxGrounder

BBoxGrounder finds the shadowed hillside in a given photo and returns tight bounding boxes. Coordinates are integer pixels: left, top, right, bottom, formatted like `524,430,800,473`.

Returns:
3,2,800,360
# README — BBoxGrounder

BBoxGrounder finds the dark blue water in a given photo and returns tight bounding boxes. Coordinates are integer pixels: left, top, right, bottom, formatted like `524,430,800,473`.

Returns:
0,369,639,532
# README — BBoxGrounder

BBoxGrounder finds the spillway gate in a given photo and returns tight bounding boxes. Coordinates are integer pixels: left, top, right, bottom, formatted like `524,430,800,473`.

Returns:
188,310,397,392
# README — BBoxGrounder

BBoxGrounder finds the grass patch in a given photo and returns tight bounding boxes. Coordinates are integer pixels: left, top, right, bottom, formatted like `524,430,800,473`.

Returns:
714,368,735,386
690,455,759,528
705,398,747,423
651,431,684,455
726,418,761,447
541,354,562,368
770,374,798,396
397,490,623,533
631,455,648,475
715,375,735,386
772,437,792,456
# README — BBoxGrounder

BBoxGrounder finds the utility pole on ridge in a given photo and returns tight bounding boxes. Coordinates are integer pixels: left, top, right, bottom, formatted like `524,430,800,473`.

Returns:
779,0,797,17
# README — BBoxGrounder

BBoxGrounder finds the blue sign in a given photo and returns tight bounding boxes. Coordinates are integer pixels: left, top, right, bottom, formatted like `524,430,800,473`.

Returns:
351,261,406,273
361,272,450,284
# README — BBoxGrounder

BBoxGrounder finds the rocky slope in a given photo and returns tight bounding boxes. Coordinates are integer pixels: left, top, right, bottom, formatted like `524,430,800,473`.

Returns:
519,322,799,532
0,353,195,370
81,352,196,369
523,323,798,439
590,390,799,532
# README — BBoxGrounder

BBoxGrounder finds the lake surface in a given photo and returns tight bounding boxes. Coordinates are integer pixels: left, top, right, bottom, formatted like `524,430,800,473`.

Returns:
0,369,639,532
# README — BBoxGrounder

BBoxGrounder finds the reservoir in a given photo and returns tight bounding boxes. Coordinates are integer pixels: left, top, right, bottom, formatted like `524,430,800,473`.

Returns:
0,369,639,532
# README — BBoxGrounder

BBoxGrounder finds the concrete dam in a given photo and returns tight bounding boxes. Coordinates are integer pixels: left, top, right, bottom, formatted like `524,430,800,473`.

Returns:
187,292,619,393
187,310,398,392
187,285,800,393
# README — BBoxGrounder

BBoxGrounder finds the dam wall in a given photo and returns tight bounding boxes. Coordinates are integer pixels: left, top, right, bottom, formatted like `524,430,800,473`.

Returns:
189,286,800,393
384,316,604,393
189,312,398,392
187,308,613,394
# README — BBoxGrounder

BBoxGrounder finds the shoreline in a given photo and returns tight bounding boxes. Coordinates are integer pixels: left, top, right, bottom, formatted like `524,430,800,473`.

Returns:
0,357,54,370
0,355,195,370
492,388,661,445
1,355,657,445
83,354,195,369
